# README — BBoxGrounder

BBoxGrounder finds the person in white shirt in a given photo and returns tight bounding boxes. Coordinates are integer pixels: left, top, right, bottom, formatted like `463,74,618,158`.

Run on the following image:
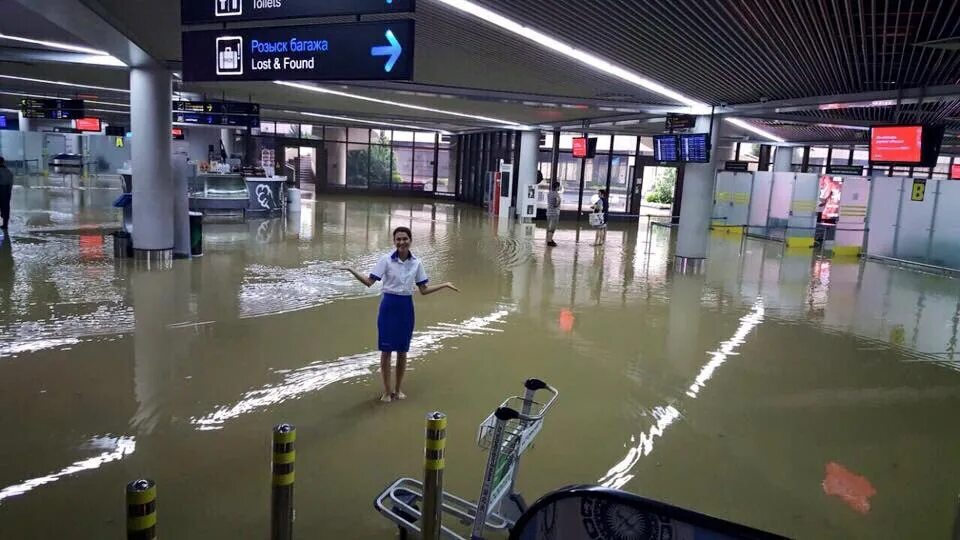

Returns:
339,226,459,402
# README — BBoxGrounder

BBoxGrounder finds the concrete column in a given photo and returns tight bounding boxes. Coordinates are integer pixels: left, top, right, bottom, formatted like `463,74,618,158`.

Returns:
773,146,793,172
515,130,540,219
130,66,174,265
324,127,346,186
17,112,32,132
676,116,720,264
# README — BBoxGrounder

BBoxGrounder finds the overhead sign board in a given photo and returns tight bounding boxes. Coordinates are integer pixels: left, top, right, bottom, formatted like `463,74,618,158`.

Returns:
20,98,85,120
182,20,415,82
173,101,260,115
724,161,750,172
181,0,415,24
826,164,864,176
666,113,697,131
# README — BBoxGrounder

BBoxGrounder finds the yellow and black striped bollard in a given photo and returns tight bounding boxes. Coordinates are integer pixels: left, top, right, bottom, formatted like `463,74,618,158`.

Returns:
271,423,296,540
126,479,157,540
423,412,447,540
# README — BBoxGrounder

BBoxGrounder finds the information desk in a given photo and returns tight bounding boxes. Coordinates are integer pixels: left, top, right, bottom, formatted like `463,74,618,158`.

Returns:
244,176,286,215
190,173,249,213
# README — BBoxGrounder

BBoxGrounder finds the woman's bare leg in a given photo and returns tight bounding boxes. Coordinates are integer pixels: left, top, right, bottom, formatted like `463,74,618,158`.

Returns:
380,351,392,401
394,352,408,399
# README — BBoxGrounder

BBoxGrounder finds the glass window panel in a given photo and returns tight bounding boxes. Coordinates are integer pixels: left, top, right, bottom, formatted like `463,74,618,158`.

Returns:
392,130,415,146
608,153,632,212
613,135,637,153
371,129,392,145
738,143,761,162
368,144,392,187
436,148,452,193
344,128,367,144
852,148,870,167
346,143,369,188
639,137,654,156
300,124,319,140
558,132,582,151
792,146,806,164
541,131,556,150
830,147,851,164
934,155,951,174
593,134,613,153
413,147,435,192
393,145,414,186
556,153,583,211
415,131,435,145
259,121,276,134
537,150,553,182
276,122,299,138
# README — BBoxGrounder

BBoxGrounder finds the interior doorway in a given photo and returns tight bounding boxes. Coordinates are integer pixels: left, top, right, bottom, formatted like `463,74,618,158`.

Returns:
631,164,680,219
279,144,323,196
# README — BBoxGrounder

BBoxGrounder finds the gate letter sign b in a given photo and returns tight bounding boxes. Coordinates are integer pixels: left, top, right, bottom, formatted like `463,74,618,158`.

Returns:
911,179,926,202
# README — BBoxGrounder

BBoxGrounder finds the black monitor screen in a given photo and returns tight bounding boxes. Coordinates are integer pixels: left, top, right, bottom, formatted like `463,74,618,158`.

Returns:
680,133,710,163
653,135,680,162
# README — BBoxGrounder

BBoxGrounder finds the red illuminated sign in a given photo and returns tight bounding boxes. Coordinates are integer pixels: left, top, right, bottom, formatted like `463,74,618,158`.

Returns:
572,137,588,158
75,117,102,132
172,127,185,140
952,163,960,180
870,125,923,163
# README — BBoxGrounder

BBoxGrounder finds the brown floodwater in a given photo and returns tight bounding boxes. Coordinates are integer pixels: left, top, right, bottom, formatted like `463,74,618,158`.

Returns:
0,191,958,539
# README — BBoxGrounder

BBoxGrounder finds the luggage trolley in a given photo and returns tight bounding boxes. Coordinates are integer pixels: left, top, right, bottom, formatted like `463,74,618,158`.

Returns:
375,378,559,539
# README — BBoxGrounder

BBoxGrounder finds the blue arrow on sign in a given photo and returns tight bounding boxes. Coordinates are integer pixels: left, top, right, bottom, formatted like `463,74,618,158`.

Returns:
371,30,402,73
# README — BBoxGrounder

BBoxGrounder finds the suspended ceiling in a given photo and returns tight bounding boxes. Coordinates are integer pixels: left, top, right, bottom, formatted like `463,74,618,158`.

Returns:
0,0,958,144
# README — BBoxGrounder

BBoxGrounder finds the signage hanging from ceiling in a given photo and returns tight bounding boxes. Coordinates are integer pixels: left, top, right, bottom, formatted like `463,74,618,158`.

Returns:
826,164,865,176
724,161,751,172
653,135,679,162
572,137,598,159
181,20,415,82
665,113,697,132
678,133,710,163
173,100,260,128
75,118,102,132
20,98,85,120
181,0,415,24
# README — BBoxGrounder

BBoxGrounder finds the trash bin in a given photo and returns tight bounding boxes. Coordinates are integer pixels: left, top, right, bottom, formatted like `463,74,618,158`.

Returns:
189,211,203,257
112,231,132,259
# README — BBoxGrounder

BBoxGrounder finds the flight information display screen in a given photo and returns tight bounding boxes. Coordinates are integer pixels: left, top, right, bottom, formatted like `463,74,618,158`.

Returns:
653,135,679,162
679,133,710,162
870,125,923,163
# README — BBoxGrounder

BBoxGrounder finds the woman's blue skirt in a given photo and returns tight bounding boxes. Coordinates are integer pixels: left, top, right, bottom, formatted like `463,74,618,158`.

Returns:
378,293,415,353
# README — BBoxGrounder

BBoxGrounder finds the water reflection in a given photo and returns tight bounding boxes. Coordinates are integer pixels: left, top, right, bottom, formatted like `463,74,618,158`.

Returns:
192,307,512,430
600,300,765,490
0,435,135,504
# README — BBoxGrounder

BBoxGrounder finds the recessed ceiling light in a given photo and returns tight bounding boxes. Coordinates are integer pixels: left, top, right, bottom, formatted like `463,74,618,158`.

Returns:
433,0,710,112
0,75,128,93
725,118,786,143
275,81,523,127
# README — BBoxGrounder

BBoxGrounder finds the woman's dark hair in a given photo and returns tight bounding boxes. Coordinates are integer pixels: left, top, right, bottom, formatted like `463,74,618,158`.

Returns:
393,226,412,240
599,189,608,197
552,181,561,190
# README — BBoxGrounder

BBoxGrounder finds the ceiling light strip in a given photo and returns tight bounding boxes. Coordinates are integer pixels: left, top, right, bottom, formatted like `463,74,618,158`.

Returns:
274,81,522,127
725,118,786,143
0,75,129,93
296,111,450,134
432,0,709,111
0,32,110,56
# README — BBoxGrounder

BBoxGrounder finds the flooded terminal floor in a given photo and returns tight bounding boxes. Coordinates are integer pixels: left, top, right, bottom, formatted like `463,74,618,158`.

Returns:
0,186,959,539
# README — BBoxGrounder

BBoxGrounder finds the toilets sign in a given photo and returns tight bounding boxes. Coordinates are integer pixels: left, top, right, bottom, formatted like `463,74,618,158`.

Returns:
181,0,415,24
182,20,414,82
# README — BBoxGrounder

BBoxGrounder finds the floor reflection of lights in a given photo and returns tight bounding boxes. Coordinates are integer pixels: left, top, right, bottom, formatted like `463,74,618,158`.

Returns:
192,307,513,430
0,436,135,504
599,299,765,490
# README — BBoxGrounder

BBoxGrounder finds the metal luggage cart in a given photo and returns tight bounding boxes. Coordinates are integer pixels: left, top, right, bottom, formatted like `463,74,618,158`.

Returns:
375,378,559,540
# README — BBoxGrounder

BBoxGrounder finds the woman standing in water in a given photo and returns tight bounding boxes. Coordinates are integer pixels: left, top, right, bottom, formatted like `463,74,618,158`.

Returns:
339,226,459,402
590,188,609,246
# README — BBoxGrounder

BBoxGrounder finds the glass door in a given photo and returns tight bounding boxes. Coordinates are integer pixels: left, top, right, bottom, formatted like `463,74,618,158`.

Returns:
637,165,678,219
